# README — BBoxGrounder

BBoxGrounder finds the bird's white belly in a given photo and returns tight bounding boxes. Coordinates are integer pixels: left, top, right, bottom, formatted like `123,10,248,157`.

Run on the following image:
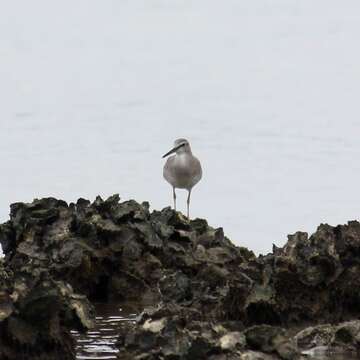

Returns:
164,155,201,189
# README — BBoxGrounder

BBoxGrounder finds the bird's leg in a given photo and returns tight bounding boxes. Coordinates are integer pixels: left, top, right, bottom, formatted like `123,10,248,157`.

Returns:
173,187,177,211
187,188,192,219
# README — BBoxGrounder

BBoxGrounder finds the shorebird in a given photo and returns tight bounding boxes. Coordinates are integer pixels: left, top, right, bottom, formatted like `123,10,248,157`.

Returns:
162,138,202,218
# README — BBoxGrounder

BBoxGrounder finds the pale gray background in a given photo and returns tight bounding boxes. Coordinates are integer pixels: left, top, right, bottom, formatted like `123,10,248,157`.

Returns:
1,0,360,254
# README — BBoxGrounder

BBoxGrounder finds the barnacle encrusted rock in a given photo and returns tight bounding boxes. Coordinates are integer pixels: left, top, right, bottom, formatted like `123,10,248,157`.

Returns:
0,260,94,360
2,195,360,359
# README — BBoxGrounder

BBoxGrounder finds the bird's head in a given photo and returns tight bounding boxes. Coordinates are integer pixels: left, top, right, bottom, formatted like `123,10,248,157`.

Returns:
162,138,191,158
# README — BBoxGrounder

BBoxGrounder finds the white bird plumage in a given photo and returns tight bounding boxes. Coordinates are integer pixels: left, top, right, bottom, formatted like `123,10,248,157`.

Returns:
162,138,202,218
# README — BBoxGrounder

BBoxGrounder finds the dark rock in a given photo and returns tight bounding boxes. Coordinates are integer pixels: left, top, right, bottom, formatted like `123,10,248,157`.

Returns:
159,271,191,302
1,194,247,306
294,320,360,356
245,325,287,353
294,324,334,350
2,195,360,358
117,303,301,360
0,260,94,360
244,325,299,359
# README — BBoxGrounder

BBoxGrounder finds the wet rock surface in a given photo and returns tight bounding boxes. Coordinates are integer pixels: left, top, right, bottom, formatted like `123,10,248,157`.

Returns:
117,303,299,360
0,258,94,360
295,320,360,355
116,307,360,359
1,195,360,359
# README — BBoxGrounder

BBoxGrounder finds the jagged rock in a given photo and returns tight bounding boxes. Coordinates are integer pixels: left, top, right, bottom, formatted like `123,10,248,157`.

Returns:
244,325,298,359
0,261,94,360
219,331,246,350
159,271,191,302
0,195,249,305
216,221,360,326
117,303,302,360
245,325,287,352
2,195,360,359
294,320,360,356
294,324,334,350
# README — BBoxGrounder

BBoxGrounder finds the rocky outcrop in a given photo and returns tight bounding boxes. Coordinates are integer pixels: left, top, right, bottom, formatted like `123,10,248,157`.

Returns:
247,221,360,325
295,320,360,356
117,303,360,360
117,303,299,360
0,258,94,360
1,194,360,359
0,195,253,304
0,195,252,359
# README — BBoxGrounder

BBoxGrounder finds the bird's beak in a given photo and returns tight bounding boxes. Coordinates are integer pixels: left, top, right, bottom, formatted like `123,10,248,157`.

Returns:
162,143,184,158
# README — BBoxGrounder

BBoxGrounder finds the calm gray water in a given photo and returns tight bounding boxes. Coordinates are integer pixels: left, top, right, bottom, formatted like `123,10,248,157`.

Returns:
3,2,360,359
1,1,360,256
73,303,137,360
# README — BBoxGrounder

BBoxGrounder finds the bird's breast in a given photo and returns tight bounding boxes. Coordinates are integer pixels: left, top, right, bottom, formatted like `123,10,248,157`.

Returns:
163,154,202,189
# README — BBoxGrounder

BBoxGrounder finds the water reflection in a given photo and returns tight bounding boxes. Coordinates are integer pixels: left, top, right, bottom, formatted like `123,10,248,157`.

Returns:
73,302,137,360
